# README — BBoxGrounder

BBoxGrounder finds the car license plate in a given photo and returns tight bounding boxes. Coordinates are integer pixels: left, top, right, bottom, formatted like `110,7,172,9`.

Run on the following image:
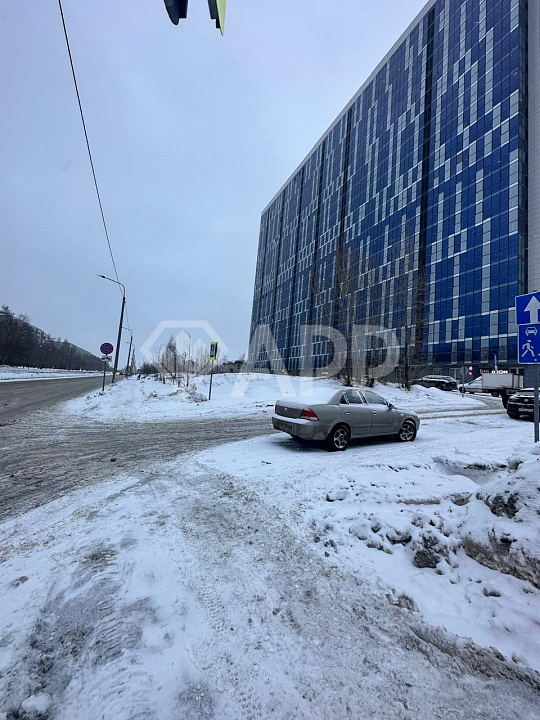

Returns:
523,407,534,413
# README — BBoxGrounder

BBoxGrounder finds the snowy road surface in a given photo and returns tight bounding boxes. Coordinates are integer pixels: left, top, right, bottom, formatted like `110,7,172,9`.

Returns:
0,411,272,521
0,390,500,522
1,384,539,718
1,445,539,719
0,376,110,423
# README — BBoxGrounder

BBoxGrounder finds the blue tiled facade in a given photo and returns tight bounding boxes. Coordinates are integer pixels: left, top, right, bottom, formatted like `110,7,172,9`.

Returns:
249,0,531,372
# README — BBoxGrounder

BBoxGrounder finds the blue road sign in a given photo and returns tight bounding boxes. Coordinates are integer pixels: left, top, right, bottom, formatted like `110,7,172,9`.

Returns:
516,291,540,326
518,324,540,364
100,342,114,356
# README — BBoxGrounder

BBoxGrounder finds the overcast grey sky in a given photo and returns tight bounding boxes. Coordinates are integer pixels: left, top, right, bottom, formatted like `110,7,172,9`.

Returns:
1,0,427,364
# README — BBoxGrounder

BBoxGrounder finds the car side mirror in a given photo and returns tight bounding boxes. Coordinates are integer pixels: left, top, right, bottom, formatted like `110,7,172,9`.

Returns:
386,402,395,410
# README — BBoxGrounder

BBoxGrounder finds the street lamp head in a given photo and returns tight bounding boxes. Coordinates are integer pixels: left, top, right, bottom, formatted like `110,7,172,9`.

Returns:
98,273,126,296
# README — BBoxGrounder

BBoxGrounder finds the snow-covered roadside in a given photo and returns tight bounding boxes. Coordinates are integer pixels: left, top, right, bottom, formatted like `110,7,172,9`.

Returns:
0,473,212,719
2,426,540,719
0,366,101,382
189,413,540,672
62,373,485,422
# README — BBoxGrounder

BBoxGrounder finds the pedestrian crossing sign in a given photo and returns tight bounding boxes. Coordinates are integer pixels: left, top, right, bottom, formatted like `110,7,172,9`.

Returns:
518,324,540,363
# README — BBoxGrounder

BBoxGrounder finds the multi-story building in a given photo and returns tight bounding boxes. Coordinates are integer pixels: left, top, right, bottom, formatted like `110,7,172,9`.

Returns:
249,0,539,376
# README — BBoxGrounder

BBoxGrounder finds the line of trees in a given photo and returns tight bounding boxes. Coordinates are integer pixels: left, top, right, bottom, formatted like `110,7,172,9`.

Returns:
0,305,103,371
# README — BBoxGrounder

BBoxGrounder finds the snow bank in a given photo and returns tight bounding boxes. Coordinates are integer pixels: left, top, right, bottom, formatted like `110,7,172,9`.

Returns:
191,414,540,670
0,365,100,382
62,373,484,422
457,445,540,588
368,382,484,411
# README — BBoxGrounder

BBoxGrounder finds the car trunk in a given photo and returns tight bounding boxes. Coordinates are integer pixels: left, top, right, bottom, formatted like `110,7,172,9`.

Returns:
275,400,307,419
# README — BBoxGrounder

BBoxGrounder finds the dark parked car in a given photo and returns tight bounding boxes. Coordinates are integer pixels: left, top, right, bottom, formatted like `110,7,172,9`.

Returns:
411,375,458,391
272,388,420,451
507,389,536,419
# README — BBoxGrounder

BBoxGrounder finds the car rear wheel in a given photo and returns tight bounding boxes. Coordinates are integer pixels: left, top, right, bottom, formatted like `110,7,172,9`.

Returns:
326,424,350,451
490,390,499,397
396,420,417,442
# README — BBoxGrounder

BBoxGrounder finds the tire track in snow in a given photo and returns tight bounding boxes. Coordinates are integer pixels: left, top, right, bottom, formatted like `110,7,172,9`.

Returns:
166,458,540,719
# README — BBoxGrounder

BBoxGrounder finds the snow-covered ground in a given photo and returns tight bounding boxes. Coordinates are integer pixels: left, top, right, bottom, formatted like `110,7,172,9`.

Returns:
62,372,485,422
0,365,101,382
3,377,539,717
192,414,540,672
2,413,540,718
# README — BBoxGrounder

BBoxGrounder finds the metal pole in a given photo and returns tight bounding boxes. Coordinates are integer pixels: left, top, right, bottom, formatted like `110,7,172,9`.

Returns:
208,358,215,400
534,364,539,444
126,334,133,377
112,295,125,384
102,357,106,392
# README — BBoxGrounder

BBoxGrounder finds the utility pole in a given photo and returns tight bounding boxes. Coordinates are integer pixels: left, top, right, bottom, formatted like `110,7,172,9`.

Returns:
98,274,126,384
126,335,133,376
123,327,133,376
112,295,125,383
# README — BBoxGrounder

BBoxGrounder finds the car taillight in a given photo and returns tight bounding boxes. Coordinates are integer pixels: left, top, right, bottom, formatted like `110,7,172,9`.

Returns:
300,408,319,421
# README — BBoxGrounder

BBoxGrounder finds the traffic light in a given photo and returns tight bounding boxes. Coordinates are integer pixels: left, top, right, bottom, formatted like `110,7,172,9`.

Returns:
163,0,188,25
208,0,226,33
162,0,227,34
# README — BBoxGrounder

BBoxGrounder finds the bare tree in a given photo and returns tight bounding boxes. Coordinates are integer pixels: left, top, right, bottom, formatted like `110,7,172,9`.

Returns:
158,336,179,383
308,246,359,386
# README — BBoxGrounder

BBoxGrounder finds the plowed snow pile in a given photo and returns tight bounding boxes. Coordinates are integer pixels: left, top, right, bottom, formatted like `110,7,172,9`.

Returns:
457,445,540,588
192,414,540,671
62,373,484,422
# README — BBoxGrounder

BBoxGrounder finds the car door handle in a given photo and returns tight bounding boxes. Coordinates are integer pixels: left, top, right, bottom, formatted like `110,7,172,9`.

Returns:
343,411,350,415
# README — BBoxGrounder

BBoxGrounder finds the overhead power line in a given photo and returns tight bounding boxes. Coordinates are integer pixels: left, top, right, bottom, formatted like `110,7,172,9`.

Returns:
57,0,123,295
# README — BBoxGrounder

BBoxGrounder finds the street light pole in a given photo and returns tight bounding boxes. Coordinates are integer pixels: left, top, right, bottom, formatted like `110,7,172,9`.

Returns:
126,334,133,376
98,274,126,384
122,327,133,376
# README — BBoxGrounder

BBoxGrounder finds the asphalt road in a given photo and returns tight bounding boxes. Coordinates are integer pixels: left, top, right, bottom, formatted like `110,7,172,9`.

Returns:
0,408,272,521
0,375,110,423
0,375,271,521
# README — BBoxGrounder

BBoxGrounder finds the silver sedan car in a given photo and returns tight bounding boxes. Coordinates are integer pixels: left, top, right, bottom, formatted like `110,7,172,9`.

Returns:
272,387,420,451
